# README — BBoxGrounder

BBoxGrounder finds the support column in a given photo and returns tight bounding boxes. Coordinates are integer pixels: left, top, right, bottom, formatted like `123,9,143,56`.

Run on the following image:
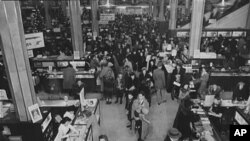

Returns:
91,0,99,38
44,0,52,29
149,1,153,17
61,0,67,17
0,1,37,121
153,2,158,20
158,0,165,21
246,3,250,29
189,0,205,57
169,0,178,29
185,0,190,9
69,0,84,57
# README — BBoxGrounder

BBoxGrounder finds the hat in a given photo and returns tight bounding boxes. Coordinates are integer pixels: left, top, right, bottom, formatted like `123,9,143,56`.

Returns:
168,128,182,139
141,67,147,71
130,72,135,76
157,61,163,67
142,108,149,115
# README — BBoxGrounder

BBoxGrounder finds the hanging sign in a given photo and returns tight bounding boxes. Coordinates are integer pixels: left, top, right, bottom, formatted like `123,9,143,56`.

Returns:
99,13,115,24
25,32,45,50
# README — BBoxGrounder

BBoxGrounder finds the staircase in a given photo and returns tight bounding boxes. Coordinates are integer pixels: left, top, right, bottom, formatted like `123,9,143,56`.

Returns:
180,1,249,29
206,3,249,28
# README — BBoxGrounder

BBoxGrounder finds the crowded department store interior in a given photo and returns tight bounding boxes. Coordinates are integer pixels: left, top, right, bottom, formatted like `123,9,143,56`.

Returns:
1,0,250,141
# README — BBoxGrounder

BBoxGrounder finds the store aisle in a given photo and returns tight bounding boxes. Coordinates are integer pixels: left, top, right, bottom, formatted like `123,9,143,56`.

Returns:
86,93,179,141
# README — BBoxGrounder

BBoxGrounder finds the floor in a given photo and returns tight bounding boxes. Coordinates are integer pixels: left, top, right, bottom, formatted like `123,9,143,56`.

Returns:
37,90,233,141
85,92,179,141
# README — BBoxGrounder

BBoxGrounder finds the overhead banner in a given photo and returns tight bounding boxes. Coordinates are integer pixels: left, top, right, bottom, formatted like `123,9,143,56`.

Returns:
25,32,45,50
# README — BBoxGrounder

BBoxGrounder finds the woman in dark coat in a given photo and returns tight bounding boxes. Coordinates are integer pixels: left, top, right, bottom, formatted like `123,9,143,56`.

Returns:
173,95,195,140
148,60,157,75
170,64,186,100
127,72,139,98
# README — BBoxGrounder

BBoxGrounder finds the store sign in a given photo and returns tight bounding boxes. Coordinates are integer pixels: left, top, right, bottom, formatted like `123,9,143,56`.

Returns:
27,50,34,58
0,89,8,100
99,13,115,24
25,32,45,50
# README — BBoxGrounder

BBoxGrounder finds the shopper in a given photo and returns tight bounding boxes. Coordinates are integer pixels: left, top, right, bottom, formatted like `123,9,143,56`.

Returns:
164,128,182,141
99,135,109,141
170,63,186,100
100,61,115,104
153,61,167,105
232,81,249,101
0,126,9,141
125,93,134,129
71,80,85,99
132,93,149,141
198,67,209,99
62,63,76,94
115,73,125,104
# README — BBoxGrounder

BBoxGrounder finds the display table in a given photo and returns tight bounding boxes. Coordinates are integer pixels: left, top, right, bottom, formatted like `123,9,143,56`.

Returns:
209,71,250,91
40,100,79,107
48,99,100,141
192,107,223,141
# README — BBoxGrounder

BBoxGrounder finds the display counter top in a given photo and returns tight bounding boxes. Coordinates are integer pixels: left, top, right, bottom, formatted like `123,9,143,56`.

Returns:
55,99,100,141
210,71,250,76
220,100,247,107
32,55,74,61
193,107,223,141
235,107,250,124
39,100,79,107
46,70,95,79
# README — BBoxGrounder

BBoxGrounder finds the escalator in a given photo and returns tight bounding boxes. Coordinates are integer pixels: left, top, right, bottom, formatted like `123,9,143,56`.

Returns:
180,0,249,29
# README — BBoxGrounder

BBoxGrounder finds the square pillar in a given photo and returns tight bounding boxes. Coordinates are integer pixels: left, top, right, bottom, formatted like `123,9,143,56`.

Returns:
169,0,178,29
69,0,84,57
91,0,99,38
189,0,205,57
0,1,37,121
246,4,250,29
158,0,165,21
44,0,52,29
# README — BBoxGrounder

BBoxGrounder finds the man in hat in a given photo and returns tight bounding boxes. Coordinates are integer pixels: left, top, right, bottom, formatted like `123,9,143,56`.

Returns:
153,61,167,105
164,128,182,141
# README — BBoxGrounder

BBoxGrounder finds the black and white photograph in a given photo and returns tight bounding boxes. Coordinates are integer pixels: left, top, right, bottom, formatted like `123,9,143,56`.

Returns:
0,0,250,141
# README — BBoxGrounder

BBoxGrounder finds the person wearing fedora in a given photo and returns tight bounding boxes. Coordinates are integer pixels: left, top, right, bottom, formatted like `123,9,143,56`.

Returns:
165,128,182,141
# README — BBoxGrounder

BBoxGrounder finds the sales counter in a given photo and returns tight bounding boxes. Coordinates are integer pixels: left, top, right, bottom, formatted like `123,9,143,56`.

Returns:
39,99,100,141
31,57,96,93
175,99,249,141
43,70,96,93
209,71,250,91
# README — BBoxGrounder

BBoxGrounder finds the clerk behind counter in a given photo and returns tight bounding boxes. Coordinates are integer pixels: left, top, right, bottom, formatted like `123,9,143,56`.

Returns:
232,82,249,102
54,117,78,141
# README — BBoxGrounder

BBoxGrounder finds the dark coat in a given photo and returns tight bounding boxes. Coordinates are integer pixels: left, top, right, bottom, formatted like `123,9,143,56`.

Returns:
162,65,169,89
153,68,166,89
171,67,186,85
63,67,76,89
232,85,249,101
